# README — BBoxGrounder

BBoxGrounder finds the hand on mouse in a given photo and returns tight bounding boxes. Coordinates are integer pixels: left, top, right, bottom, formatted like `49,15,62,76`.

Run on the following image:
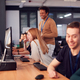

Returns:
12,52,18,55
23,55,29,59
48,70,59,78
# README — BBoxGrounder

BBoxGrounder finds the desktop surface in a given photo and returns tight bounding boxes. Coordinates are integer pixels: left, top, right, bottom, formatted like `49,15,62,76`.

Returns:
0,57,69,80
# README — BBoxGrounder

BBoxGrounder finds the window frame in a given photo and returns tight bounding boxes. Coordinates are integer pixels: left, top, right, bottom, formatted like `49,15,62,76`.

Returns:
20,10,38,35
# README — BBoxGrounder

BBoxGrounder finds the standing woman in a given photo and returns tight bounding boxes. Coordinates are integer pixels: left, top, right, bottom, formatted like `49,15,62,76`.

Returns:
27,28,53,66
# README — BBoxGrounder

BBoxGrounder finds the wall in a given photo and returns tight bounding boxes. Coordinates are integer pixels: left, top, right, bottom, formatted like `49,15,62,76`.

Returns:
6,10,41,44
37,10,42,29
0,0,6,52
6,10,19,44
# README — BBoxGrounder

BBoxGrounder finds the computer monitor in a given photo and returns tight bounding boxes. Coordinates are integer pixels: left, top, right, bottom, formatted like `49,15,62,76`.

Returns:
5,27,12,49
2,27,13,61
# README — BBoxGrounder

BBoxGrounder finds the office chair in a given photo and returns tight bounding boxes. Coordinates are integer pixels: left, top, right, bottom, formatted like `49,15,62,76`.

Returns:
61,39,67,46
52,40,61,56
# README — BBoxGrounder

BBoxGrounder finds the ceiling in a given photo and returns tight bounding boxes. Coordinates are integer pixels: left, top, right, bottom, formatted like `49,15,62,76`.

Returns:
6,0,80,8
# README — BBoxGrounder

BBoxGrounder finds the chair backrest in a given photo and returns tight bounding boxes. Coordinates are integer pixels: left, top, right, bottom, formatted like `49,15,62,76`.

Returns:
61,39,67,46
55,36,61,41
52,40,61,56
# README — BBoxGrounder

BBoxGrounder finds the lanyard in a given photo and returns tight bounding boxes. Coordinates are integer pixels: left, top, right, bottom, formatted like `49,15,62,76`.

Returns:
41,17,49,32
69,50,80,74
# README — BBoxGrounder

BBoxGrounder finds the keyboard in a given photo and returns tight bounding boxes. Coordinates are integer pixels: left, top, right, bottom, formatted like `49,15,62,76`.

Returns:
33,62,47,71
20,57,30,62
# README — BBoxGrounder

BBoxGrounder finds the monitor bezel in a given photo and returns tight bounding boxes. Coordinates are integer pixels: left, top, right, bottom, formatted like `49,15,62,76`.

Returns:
2,27,13,61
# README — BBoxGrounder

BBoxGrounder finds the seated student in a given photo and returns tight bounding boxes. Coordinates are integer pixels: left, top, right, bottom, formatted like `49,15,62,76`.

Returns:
18,32,29,49
47,21,80,79
19,33,24,48
12,32,31,55
13,33,24,51
13,28,53,66
27,28,53,65
23,32,31,54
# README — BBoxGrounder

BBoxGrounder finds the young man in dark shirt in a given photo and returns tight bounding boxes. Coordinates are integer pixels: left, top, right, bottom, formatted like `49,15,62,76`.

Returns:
47,21,80,79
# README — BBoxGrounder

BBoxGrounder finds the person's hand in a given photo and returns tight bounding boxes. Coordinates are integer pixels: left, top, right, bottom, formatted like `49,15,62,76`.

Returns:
23,38,28,43
12,47,16,49
12,52,18,55
48,70,59,78
12,47,17,52
41,35,44,39
23,55,29,59
23,39,26,43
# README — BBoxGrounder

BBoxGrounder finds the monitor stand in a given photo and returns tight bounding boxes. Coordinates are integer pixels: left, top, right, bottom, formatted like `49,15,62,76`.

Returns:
0,48,17,71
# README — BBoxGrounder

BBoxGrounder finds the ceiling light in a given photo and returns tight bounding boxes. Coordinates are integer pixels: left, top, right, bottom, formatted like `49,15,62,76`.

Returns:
59,16,63,19
57,25,62,27
64,13,72,17
21,0,26,3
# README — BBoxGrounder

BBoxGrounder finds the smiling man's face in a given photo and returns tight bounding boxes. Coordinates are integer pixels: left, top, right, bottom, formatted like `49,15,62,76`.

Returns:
66,27,80,49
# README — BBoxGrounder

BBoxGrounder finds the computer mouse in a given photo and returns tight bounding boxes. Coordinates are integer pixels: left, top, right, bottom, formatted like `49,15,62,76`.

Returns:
20,56,25,58
35,74,44,79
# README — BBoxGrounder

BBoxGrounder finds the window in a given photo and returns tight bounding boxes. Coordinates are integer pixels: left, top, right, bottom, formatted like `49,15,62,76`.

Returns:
30,12,36,28
73,13,80,18
57,13,72,19
57,24,67,39
20,11,37,34
48,13,54,19
21,12,28,33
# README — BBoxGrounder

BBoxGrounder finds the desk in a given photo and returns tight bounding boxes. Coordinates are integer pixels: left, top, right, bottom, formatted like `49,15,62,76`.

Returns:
0,57,69,80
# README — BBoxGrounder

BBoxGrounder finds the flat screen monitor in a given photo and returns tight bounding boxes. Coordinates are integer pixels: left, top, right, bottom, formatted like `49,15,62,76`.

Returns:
5,27,12,48
2,27,13,61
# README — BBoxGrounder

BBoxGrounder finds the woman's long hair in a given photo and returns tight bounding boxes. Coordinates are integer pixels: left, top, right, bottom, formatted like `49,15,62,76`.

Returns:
28,28,48,54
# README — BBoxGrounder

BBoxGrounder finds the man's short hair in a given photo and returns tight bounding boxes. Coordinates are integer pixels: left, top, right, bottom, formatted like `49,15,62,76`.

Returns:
67,21,80,33
39,6,49,14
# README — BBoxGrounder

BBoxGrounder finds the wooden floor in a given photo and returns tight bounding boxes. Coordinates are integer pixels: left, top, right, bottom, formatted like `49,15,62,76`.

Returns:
0,57,69,80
